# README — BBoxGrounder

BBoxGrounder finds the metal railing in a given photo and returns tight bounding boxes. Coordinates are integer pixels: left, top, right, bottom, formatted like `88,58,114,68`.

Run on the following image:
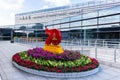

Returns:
14,37,120,63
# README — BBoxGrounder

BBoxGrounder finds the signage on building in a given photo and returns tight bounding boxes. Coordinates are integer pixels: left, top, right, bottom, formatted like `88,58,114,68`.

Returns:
32,9,83,19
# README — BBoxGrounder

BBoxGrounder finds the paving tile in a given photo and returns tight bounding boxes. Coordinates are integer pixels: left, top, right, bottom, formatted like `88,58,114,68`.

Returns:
81,69,113,80
5,72,25,80
1,42,120,80
66,78,86,80
100,65,112,70
9,78,27,80
101,68,120,76
48,78,62,80
108,76,120,80
27,76,48,80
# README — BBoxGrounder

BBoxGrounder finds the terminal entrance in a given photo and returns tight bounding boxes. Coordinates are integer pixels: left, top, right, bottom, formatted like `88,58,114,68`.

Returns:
66,27,120,41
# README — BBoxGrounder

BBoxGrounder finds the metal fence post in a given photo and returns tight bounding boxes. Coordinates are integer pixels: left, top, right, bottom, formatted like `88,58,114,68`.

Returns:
65,40,67,49
114,46,117,63
103,40,104,47
71,40,73,50
118,42,120,48
95,40,97,58
88,40,89,47
81,45,83,54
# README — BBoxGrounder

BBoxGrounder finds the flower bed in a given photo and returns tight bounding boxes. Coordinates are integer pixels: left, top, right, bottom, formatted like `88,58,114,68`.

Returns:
12,47,99,73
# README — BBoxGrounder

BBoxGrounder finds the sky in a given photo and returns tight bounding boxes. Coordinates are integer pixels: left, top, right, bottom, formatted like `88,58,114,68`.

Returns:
0,0,106,26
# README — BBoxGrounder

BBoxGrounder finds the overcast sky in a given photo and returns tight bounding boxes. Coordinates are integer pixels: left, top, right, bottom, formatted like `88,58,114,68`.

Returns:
0,0,107,26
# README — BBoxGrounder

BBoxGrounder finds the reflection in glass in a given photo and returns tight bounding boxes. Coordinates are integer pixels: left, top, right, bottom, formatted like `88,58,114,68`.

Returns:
46,21,53,25
53,20,60,24
99,15,119,24
70,15,81,21
47,26,53,29
54,25,60,29
99,6,120,16
61,23,69,28
83,19,97,26
70,21,81,27
61,18,69,23
83,12,97,19
99,24,119,28
82,26,97,29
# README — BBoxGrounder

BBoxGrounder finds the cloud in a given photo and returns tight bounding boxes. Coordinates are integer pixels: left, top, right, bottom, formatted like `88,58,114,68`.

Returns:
42,5,49,9
0,0,24,10
0,0,24,27
44,0,71,7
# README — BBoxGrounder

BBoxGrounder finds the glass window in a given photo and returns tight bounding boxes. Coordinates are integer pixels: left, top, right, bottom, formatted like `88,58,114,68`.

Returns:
31,23,43,30
60,28,70,31
88,1,96,6
27,24,35,29
99,24,119,28
61,23,69,28
98,24,120,37
70,21,81,27
54,25,60,29
61,18,69,23
19,24,28,30
83,19,97,26
46,21,53,26
83,11,97,19
8,25,14,28
99,6,120,16
82,26,97,29
70,26,82,30
99,15,119,24
14,25,21,29
70,15,81,21
47,26,53,29
82,2,88,7
53,19,60,24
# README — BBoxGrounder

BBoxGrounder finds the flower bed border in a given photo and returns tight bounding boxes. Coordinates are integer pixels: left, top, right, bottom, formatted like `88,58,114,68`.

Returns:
12,61,100,78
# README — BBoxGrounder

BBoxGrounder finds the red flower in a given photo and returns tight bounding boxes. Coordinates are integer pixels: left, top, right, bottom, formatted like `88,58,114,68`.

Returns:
38,65,42,70
78,67,82,71
35,65,39,70
66,67,70,72
49,67,56,72
57,69,62,73
71,67,76,71
83,66,87,71
12,53,21,63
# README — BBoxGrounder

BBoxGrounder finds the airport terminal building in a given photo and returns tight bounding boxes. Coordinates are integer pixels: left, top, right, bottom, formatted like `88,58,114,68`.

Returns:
1,0,120,41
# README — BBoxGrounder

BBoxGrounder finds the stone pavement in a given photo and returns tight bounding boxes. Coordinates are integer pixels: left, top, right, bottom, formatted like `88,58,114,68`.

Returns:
0,41,120,80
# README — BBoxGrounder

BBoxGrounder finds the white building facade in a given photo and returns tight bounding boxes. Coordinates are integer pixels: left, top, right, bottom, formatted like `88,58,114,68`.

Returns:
15,0,120,25
8,0,120,40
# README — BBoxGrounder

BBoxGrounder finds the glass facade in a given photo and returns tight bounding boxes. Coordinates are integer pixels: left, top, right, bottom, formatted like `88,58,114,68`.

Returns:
83,19,97,26
99,6,120,16
99,15,119,24
70,21,81,27
46,5,120,41
1,0,120,41
13,23,44,39
83,11,98,19
16,0,120,16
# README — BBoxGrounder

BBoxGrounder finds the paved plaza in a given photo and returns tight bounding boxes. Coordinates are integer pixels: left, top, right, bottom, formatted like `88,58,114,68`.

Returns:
0,41,120,80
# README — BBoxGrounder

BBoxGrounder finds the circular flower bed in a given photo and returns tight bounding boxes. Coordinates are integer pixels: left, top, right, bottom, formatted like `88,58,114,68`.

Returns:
12,47,99,73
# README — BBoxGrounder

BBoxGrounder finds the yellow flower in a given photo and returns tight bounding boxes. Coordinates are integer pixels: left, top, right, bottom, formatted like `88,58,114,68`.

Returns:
43,44,64,54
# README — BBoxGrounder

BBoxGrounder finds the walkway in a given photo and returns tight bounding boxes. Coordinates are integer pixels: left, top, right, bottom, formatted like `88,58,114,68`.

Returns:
0,41,120,80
